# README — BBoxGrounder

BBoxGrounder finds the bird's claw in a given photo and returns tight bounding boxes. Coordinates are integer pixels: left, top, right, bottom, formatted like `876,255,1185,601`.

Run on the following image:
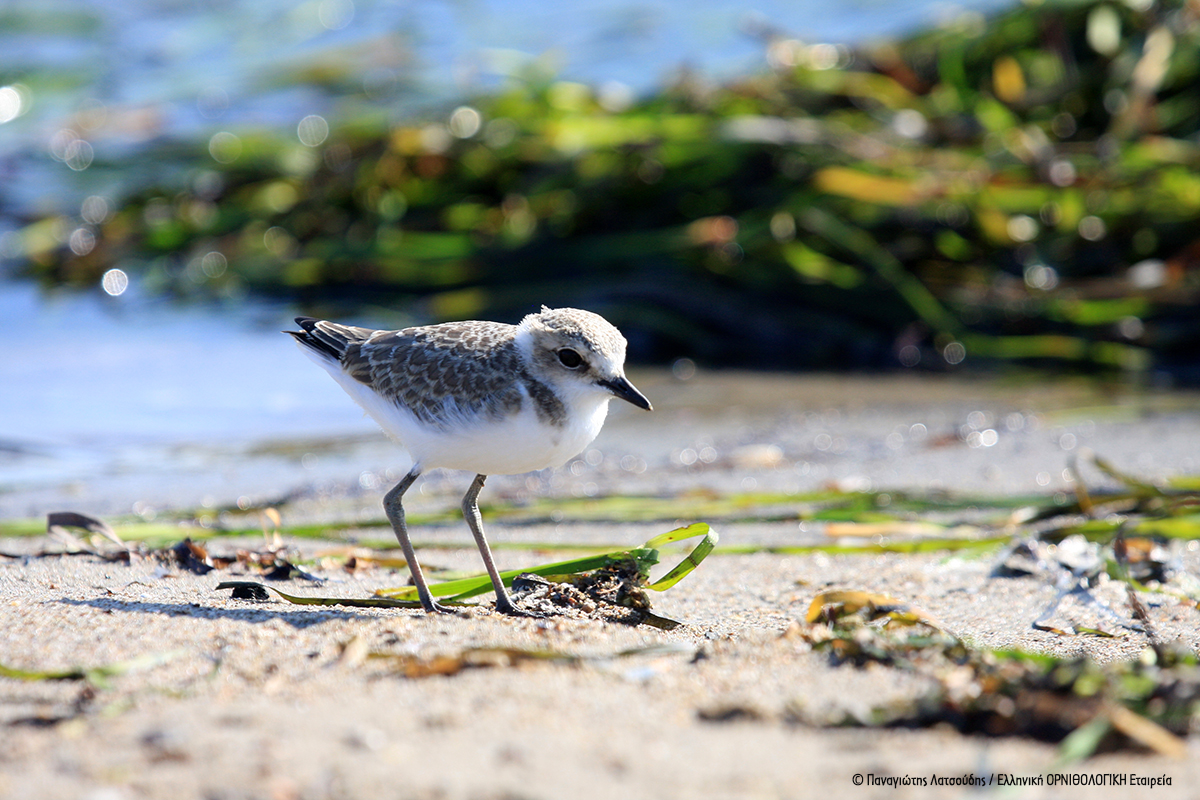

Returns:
422,600,460,615
494,599,547,619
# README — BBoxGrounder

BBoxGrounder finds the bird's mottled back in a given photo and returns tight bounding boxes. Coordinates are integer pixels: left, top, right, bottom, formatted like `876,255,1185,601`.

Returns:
353,322,533,425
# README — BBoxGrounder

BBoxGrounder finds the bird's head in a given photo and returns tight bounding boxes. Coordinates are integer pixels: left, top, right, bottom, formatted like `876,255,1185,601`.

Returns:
517,306,652,411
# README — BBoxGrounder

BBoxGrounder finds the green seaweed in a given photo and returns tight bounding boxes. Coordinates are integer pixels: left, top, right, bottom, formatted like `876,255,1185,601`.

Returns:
12,0,1200,378
0,650,184,690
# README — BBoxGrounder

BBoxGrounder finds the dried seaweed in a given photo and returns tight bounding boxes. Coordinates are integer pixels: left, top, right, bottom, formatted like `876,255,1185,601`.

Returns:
790,594,1196,758
364,642,695,679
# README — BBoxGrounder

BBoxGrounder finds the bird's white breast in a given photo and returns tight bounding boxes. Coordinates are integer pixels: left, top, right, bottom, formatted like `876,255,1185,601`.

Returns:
302,344,612,475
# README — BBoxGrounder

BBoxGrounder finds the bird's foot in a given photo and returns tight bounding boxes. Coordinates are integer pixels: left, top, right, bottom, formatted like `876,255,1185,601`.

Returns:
494,597,547,619
421,599,461,615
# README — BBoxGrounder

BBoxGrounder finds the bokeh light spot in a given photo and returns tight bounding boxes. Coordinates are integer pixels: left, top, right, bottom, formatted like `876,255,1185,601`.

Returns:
51,129,94,170
484,118,518,148
1048,158,1076,187
671,358,696,381
688,216,738,246
1078,215,1106,241
81,196,109,224
448,106,481,139
50,130,75,160
0,85,25,124
101,268,128,296
64,139,94,171
891,109,928,139
76,98,108,131
1117,316,1144,340
261,181,298,213
297,115,329,147
766,39,804,69
1006,215,1038,242
208,131,242,164
318,0,354,30
1024,263,1059,290
197,87,229,119
201,251,227,278
769,212,795,241
636,159,663,184
1086,5,1122,57
942,341,966,365
420,124,451,154
363,68,399,100
69,227,95,256
263,226,296,256
1128,259,1165,289
807,43,842,70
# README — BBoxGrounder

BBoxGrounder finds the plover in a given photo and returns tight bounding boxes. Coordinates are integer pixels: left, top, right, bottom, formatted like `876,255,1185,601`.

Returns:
286,307,652,615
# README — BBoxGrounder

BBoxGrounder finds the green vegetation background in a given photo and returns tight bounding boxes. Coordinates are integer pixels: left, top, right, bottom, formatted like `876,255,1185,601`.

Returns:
16,0,1200,379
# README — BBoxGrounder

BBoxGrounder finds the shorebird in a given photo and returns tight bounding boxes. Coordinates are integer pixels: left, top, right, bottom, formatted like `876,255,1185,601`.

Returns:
287,307,652,615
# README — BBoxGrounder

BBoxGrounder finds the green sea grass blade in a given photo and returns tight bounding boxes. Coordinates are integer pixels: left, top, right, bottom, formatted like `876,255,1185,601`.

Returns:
1091,453,1166,496
418,549,659,602
1054,717,1112,766
644,523,718,591
0,649,184,687
642,522,712,549
215,580,430,608
379,524,713,601
712,534,1012,556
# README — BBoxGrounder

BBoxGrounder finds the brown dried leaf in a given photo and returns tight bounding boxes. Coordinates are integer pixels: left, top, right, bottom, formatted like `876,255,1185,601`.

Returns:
184,539,210,562
805,589,944,629
369,647,571,678
1105,703,1187,758
1032,621,1075,636
171,539,214,575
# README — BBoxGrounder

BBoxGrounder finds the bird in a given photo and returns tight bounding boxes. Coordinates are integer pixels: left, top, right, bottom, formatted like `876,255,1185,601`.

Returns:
286,306,652,615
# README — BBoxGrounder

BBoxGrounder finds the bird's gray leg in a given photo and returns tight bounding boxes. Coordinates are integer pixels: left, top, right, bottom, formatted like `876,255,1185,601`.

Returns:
462,474,536,616
384,468,453,614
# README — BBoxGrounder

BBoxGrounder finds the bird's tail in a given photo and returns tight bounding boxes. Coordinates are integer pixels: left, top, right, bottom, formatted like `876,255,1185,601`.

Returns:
285,317,374,361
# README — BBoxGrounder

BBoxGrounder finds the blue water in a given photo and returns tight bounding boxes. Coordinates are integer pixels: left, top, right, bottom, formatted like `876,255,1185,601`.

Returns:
0,0,1015,212
0,282,385,516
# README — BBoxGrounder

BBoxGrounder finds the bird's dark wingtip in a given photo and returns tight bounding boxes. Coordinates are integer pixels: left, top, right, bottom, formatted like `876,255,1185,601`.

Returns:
284,316,320,337
285,316,354,361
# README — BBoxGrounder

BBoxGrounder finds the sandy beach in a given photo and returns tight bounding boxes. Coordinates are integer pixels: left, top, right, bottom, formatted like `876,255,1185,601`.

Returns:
4,374,1200,799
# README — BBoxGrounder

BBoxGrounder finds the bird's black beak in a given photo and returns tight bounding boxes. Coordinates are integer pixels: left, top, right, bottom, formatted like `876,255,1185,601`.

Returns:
599,376,652,411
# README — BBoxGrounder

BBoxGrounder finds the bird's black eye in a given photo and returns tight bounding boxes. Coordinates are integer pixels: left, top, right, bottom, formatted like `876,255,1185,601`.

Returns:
557,348,584,368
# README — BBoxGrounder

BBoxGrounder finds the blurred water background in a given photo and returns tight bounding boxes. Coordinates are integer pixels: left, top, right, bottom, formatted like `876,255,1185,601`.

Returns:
1,0,1016,219
5,0,1200,520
